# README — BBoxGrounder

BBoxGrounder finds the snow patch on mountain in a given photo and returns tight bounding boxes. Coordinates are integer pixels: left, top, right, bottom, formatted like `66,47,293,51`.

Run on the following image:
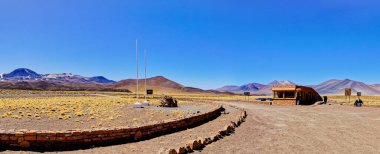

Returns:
1,68,115,84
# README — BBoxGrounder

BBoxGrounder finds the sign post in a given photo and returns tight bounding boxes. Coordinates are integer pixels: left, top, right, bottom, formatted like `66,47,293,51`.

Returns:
345,88,352,104
147,89,153,99
357,92,361,99
147,89,153,95
244,92,250,101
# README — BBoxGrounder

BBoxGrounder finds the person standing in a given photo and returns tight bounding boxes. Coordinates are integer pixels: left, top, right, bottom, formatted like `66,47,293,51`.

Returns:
296,94,302,105
354,99,363,107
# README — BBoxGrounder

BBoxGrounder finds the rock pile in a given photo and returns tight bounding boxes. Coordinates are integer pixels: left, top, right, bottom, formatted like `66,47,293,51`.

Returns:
159,96,178,107
160,107,248,154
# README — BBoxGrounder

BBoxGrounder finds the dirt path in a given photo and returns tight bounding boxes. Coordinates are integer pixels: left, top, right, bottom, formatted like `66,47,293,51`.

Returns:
3,102,379,154
198,102,380,154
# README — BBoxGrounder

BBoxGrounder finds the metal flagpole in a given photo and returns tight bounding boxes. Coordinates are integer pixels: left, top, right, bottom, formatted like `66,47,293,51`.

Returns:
136,40,139,102
133,40,142,108
144,49,147,101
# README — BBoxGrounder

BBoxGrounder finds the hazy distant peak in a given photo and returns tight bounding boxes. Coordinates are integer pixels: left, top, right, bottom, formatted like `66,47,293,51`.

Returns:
312,79,380,95
4,68,41,78
1,68,115,84
268,80,296,86
45,73,76,78
88,76,115,84
216,85,241,92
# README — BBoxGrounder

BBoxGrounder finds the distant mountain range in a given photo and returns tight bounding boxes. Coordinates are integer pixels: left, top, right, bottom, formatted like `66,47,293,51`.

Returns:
0,68,115,84
0,68,230,94
2,68,380,95
216,80,296,95
313,79,380,95
216,79,380,95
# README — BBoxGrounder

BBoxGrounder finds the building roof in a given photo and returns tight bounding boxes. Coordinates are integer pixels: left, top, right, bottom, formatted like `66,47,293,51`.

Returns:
272,85,317,91
272,85,297,91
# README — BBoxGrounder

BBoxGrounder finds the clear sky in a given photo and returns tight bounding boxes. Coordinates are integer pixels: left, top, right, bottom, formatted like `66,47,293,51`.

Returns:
1,0,380,89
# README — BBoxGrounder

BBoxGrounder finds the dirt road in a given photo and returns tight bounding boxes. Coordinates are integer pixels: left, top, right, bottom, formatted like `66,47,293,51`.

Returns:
2,102,379,154
198,102,380,154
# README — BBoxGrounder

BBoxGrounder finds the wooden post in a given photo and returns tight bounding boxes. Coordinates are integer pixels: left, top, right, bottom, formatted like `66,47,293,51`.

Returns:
349,95,351,104
345,96,347,104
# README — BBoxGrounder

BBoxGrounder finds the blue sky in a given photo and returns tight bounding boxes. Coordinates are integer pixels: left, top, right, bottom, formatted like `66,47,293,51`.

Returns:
1,0,380,89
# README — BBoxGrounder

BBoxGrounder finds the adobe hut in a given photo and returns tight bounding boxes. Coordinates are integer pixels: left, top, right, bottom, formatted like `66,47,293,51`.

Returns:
272,85,322,105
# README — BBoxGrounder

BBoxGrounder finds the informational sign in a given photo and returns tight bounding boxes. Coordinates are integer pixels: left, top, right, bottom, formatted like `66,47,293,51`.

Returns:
147,89,153,95
345,88,352,96
357,92,362,96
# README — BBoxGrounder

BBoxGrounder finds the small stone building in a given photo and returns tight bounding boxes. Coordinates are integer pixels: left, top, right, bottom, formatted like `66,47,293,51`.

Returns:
272,85,322,105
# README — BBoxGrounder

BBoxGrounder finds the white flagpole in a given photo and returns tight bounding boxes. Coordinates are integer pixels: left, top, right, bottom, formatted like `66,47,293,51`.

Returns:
144,49,147,101
136,40,139,102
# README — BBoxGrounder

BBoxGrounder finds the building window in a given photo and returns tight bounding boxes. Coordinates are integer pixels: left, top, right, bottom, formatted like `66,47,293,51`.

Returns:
274,91,295,98
284,91,295,98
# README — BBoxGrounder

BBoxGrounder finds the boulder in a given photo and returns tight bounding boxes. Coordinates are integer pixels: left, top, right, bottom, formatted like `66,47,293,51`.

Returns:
159,96,178,107
224,125,234,134
203,137,212,145
186,140,202,150
177,146,187,154
168,149,178,154
219,130,227,136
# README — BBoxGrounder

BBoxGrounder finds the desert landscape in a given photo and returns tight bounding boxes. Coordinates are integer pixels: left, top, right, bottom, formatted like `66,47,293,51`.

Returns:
1,68,380,153
2,1,380,153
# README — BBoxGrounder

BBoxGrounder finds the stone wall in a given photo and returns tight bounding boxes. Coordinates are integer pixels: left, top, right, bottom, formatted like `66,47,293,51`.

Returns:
161,106,248,154
0,106,223,151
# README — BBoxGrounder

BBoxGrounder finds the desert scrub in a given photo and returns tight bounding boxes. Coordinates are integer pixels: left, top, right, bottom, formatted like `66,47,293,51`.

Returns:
0,96,132,121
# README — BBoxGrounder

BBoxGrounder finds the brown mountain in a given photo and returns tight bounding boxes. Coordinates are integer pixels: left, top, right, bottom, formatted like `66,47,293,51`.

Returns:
112,76,224,94
113,76,183,90
312,79,380,95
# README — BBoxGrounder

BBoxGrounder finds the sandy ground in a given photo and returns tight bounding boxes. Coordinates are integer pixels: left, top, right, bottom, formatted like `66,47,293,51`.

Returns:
0,104,212,131
1,106,240,154
197,102,380,154
2,102,380,154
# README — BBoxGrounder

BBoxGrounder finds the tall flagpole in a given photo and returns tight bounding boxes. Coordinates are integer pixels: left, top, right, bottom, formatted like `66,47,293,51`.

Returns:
144,49,147,101
136,40,139,102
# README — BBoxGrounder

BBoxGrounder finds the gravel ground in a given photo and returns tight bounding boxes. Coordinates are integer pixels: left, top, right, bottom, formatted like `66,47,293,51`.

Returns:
0,104,212,131
4,101,377,154
197,101,380,154
1,106,240,154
